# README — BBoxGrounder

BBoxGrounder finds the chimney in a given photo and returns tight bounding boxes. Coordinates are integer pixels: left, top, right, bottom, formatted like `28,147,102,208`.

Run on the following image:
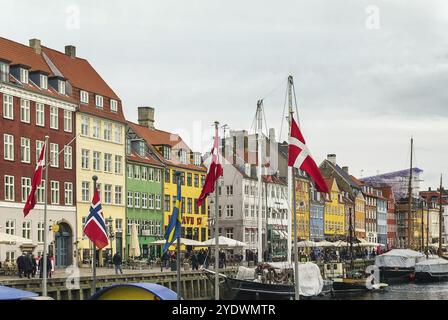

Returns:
138,106,155,129
327,154,336,165
428,187,431,191
65,45,76,58
29,39,41,54
342,166,349,174
269,128,276,142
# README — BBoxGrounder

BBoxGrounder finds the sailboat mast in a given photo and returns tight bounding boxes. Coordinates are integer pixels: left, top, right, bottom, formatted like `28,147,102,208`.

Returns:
256,100,263,263
439,174,443,256
287,75,294,264
407,138,413,249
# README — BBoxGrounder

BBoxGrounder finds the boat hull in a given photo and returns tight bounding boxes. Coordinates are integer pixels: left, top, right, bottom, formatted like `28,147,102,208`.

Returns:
332,279,369,292
415,271,448,283
378,267,415,283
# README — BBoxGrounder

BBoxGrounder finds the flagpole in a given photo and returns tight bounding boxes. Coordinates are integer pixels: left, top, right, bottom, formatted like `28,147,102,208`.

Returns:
42,135,49,297
287,75,293,264
175,172,182,300
214,121,220,300
92,175,98,293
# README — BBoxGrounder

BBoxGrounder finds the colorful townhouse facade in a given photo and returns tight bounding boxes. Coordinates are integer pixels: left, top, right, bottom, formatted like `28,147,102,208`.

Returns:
362,185,378,243
309,182,325,241
130,107,208,243
295,171,310,240
0,38,78,266
380,186,397,248
41,43,128,263
323,177,345,240
125,123,165,258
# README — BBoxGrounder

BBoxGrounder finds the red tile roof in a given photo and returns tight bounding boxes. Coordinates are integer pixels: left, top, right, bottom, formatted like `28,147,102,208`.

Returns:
126,151,164,167
41,46,119,100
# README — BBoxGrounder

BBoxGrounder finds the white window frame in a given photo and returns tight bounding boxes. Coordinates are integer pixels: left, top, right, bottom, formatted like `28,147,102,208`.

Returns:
115,155,122,174
104,153,112,172
51,181,59,204
58,80,66,95
20,137,30,163
37,180,45,204
64,182,73,205
3,134,14,161
141,193,148,209
64,146,72,169
127,191,133,207
20,99,30,123
81,116,89,136
134,192,140,208
37,222,44,243
114,124,122,143
93,151,101,171
81,181,90,202
81,149,89,169
5,219,15,235
36,103,45,126
64,110,72,132
2,94,14,120
22,221,31,239
80,90,89,104
21,177,31,202
40,74,48,90
4,175,14,201
50,143,59,168
110,99,118,112
20,68,29,84
114,186,122,205
104,184,112,204
92,119,100,138
95,95,103,108
155,194,161,210
103,122,112,141
50,106,58,129
149,194,154,209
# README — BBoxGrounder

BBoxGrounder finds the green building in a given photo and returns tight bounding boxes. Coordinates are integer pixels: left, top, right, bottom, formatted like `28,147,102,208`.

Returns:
125,122,165,258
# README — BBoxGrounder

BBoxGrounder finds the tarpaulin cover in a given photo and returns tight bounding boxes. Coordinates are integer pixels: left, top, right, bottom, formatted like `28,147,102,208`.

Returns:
415,258,448,273
375,249,425,268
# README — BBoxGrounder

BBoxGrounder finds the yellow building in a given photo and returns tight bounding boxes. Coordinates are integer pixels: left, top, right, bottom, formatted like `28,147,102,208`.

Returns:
43,46,127,264
128,107,208,241
295,174,310,240
354,193,366,239
324,177,345,239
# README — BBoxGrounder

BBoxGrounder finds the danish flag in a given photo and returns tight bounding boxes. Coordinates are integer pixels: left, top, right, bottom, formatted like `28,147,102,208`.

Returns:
83,187,109,249
288,116,329,193
23,143,45,217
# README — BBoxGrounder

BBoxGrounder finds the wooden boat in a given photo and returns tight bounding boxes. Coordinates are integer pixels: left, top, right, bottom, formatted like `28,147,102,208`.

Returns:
415,258,448,283
374,249,425,283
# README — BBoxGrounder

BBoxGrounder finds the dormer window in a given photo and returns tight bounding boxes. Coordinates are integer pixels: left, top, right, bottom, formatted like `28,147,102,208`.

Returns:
0,61,9,83
163,146,171,160
20,68,29,84
95,95,103,108
179,149,187,164
58,80,66,95
80,90,89,104
110,99,118,112
193,153,201,166
139,141,146,156
40,74,48,90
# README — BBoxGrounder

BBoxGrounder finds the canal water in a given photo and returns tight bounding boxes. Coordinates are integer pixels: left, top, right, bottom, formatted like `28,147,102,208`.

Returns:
332,282,448,300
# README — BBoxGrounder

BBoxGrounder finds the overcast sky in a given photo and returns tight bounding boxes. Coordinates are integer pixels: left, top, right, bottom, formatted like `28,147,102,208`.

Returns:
3,0,448,189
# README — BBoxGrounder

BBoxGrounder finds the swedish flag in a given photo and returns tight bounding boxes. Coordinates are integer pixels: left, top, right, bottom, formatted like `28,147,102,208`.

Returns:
163,179,182,253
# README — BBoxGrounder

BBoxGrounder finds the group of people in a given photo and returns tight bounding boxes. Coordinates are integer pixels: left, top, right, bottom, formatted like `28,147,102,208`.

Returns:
14,252,53,279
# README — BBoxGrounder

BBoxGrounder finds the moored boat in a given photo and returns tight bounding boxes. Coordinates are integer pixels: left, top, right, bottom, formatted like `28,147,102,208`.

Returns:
374,249,425,283
415,258,448,283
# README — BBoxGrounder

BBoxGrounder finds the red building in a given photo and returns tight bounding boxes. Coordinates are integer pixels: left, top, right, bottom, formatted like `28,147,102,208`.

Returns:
380,186,397,249
0,37,78,266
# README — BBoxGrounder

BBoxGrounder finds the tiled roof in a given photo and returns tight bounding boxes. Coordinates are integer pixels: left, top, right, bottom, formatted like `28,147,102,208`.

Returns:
41,46,119,100
127,151,165,167
0,37,52,73
127,121,206,172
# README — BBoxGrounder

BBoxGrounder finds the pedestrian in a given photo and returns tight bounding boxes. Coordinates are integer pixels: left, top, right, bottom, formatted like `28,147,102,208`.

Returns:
31,254,38,277
112,252,123,275
191,251,199,271
16,252,26,278
24,253,33,279
39,254,52,279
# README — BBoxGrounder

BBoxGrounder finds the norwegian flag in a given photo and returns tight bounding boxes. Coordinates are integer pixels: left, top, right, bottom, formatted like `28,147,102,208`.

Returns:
197,126,223,207
83,187,109,249
23,143,46,217
288,116,329,193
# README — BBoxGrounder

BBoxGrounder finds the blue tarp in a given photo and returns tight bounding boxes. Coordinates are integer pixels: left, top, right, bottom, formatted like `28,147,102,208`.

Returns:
0,285,39,300
90,283,179,300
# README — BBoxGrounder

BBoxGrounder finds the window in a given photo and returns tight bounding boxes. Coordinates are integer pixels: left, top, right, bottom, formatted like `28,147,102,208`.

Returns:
134,165,141,179
127,164,133,178
5,220,15,235
64,182,73,205
50,143,59,167
103,122,112,141
127,191,133,207
50,106,58,129
104,153,112,172
227,186,233,195
155,195,161,210
187,173,192,186
194,174,199,187
58,80,66,95
187,198,192,213
36,103,44,126
21,177,31,202
179,149,187,164
64,146,72,169
3,94,13,119
165,169,171,183
21,137,30,163
155,169,161,182
81,149,89,169
93,151,101,171
20,99,30,123
20,68,29,83
51,181,59,204
148,167,154,181
114,124,122,143
95,95,103,108
194,153,201,166
37,222,44,243
141,193,148,208
0,62,9,82
163,146,171,160
37,180,45,203
104,185,112,204
226,204,234,217
110,99,118,112
140,166,147,180
111,156,121,175
114,186,122,205
64,110,72,132
40,74,48,89
226,228,234,239
134,192,140,208
80,90,89,104
149,194,154,209
201,175,205,187
92,119,100,138
164,195,171,212
81,181,90,202
4,134,14,161
81,116,89,136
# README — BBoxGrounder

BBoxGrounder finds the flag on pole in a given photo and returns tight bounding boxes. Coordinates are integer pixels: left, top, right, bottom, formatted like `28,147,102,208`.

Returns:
197,126,223,206
163,180,182,253
23,143,46,217
288,116,329,193
83,187,109,249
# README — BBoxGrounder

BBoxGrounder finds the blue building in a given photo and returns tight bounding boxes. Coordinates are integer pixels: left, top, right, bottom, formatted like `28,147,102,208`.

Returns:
310,184,325,241
376,196,388,246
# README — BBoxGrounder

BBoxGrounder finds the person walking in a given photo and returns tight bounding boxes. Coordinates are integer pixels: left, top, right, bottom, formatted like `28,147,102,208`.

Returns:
112,252,123,275
16,252,26,278
24,253,33,279
39,254,52,279
191,251,198,271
